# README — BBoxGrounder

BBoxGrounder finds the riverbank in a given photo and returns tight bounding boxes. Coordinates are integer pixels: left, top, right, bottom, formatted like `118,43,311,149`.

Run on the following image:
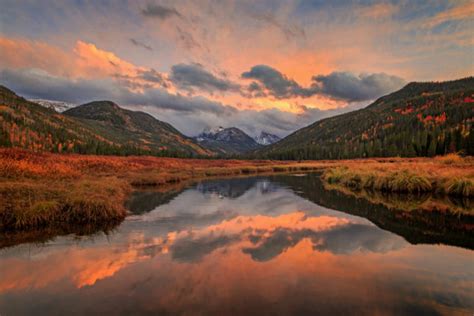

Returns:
0,149,330,230
322,154,473,197
1,149,472,230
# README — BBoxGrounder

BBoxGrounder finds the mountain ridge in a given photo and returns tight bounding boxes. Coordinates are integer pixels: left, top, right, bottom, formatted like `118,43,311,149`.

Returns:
195,127,262,155
254,77,474,159
0,86,212,157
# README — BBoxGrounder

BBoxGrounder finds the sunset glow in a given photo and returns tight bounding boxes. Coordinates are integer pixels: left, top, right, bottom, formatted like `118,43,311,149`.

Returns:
1,0,472,136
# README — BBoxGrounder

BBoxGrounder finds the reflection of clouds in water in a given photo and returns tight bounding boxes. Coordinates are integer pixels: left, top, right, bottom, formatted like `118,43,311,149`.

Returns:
166,212,407,263
243,224,406,262
1,176,473,316
138,177,367,224
0,177,407,290
0,211,407,291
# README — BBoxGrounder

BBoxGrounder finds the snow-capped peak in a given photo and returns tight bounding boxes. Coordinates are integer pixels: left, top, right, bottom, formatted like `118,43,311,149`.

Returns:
254,131,281,145
201,126,225,136
30,99,77,113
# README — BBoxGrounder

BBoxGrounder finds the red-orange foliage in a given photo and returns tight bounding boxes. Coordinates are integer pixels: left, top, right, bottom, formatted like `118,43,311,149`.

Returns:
0,148,296,180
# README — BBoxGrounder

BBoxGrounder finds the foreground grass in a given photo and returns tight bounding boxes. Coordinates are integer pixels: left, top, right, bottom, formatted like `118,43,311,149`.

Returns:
0,149,472,231
322,154,473,197
0,149,329,230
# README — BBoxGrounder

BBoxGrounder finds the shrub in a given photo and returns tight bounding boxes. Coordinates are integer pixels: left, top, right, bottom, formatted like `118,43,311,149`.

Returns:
446,178,473,197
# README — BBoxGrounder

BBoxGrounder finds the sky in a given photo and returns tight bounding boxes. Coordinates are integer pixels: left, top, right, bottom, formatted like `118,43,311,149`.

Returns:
0,0,473,137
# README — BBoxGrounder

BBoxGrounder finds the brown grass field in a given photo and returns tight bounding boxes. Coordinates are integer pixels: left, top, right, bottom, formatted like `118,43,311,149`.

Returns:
0,149,472,231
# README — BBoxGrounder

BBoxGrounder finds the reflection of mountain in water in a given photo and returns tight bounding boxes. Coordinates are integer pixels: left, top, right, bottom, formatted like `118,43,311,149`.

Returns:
272,173,474,249
126,174,473,250
195,177,278,198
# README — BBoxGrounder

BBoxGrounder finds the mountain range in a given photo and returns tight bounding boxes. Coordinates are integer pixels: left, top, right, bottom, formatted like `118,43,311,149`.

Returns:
254,77,474,159
194,127,262,155
1,77,473,159
0,86,211,157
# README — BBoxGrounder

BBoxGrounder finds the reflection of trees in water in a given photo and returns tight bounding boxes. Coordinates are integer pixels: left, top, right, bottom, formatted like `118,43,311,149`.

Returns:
126,189,184,214
195,177,277,199
272,173,474,249
0,220,121,250
324,182,472,215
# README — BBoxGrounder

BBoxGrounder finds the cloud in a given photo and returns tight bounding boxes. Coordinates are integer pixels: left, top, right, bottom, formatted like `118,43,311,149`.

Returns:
137,68,169,87
251,12,305,40
129,38,153,51
242,65,405,102
0,67,364,138
170,63,239,93
424,2,474,28
0,36,75,77
357,3,399,19
141,3,181,19
0,68,235,116
311,72,406,102
241,65,314,99
0,68,114,103
175,26,202,50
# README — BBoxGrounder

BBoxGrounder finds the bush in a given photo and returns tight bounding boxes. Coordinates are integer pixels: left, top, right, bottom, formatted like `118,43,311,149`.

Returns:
446,178,473,197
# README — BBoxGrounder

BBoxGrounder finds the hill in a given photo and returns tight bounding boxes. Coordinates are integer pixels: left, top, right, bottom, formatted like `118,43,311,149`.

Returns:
0,86,211,157
254,77,474,160
195,127,262,155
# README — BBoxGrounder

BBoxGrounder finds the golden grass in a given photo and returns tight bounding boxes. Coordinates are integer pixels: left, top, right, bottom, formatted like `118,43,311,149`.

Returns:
0,148,472,230
0,149,329,230
324,182,472,215
322,154,474,197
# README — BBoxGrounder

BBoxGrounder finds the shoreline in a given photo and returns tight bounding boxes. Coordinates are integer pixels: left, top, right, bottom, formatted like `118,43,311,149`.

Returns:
1,149,472,232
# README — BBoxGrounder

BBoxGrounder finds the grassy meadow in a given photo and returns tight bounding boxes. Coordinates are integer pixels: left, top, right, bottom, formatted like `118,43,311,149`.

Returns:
0,149,472,231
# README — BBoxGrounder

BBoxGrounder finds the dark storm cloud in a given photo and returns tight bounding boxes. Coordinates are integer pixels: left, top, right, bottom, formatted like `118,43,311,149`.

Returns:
129,38,153,51
241,65,315,99
242,65,406,102
311,72,406,101
170,63,239,93
141,3,181,19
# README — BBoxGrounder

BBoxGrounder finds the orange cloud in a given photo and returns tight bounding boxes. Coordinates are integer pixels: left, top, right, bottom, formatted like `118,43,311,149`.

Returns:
0,36,165,89
73,40,146,79
0,36,74,77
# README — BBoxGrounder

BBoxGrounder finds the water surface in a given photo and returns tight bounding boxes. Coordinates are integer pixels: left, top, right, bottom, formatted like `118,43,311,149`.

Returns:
1,174,473,315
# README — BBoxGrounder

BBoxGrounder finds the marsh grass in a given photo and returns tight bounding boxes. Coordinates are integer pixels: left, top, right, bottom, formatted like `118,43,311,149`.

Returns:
324,182,472,215
446,178,473,197
323,159,472,197
0,149,329,230
1,148,472,230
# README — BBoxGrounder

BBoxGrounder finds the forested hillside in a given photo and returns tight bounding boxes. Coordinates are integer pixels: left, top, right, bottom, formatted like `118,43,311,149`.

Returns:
254,77,474,160
0,86,212,157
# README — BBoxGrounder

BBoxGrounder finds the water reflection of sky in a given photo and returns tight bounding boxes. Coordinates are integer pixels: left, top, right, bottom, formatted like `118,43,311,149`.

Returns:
0,176,473,315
